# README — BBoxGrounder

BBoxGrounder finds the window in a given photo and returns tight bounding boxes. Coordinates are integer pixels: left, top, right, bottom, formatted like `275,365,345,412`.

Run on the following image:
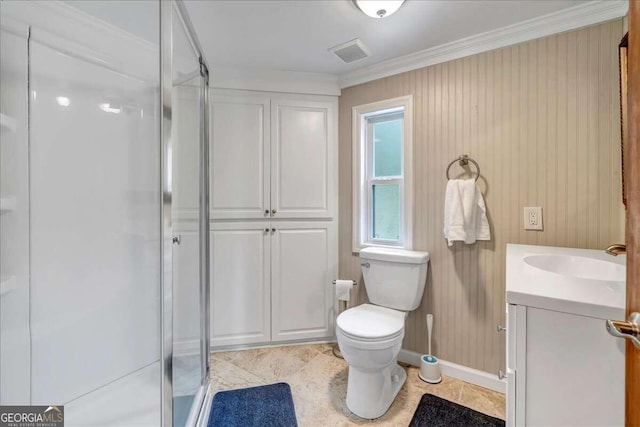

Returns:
353,96,413,251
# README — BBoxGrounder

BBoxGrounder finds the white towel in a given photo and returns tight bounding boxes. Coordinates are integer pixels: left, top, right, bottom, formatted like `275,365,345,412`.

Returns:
443,179,491,247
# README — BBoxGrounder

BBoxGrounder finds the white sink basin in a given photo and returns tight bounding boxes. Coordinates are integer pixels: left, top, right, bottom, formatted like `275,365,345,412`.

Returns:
524,254,625,282
507,244,626,320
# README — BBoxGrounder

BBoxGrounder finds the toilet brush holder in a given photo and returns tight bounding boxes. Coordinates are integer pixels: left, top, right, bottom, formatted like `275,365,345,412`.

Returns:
419,354,442,384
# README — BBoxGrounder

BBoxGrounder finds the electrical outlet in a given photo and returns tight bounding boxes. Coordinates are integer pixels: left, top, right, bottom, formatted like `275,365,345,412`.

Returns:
524,207,543,230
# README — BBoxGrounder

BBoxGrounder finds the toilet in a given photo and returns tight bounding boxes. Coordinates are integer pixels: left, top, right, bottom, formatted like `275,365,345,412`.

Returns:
336,247,429,419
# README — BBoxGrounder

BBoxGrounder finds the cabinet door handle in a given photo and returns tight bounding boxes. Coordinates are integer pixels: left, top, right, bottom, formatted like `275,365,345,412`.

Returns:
271,209,277,215
264,228,269,233
271,228,276,233
264,209,269,215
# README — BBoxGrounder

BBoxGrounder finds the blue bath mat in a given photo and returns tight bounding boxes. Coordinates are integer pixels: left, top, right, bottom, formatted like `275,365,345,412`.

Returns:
207,382,298,427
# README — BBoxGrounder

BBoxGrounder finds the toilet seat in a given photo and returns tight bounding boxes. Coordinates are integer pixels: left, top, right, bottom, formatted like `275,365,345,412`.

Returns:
337,304,405,341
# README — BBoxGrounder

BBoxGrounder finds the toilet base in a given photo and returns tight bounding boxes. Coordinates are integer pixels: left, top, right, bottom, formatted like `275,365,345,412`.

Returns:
345,362,407,419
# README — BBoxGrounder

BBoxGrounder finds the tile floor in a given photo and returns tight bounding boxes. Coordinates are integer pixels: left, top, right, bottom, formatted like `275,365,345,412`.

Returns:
210,343,505,426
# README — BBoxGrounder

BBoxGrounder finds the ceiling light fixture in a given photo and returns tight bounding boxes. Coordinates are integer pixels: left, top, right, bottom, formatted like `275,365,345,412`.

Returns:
352,0,405,19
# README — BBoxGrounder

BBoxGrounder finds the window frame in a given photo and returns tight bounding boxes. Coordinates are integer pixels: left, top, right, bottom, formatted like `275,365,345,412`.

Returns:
352,95,413,252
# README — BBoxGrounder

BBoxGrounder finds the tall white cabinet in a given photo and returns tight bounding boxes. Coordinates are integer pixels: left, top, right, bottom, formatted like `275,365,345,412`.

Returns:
210,89,338,348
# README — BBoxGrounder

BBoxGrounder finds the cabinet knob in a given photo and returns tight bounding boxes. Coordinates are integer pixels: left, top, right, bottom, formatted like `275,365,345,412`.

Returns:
264,209,269,215
265,228,269,233
497,325,506,333
271,228,276,233
271,209,277,215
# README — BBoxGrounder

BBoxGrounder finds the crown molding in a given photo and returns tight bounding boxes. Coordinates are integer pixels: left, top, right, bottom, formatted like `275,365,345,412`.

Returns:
338,0,629,89
211,66,341,96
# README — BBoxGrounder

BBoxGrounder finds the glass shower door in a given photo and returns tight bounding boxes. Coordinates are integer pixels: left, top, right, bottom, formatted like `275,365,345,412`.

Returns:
168,2,210,425
23,2,163,425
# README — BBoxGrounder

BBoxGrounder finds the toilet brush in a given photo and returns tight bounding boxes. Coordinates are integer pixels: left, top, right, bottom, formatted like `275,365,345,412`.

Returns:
419,313,442,384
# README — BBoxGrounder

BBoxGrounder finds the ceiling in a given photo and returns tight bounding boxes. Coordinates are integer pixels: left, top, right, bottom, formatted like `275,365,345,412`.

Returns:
183,0,587,75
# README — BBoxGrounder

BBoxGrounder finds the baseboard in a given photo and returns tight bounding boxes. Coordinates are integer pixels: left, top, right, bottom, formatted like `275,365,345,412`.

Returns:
176,337,337,357
398,349,506,394
209,338,336,353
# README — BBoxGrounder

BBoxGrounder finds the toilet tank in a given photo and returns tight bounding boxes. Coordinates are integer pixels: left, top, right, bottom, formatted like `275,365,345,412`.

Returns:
360,247,429,311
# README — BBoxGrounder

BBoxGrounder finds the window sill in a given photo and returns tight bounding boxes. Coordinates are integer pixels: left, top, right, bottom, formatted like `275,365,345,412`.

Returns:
352,242,408,255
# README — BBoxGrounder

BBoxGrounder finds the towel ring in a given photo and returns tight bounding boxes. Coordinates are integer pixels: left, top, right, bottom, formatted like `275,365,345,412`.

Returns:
446,154,480,182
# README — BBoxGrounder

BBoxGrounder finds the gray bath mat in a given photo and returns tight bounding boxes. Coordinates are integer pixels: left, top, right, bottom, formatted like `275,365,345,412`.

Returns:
409,393,505,427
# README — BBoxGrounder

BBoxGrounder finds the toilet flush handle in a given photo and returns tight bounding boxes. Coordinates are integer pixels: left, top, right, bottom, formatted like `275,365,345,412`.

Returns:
361,262,370,268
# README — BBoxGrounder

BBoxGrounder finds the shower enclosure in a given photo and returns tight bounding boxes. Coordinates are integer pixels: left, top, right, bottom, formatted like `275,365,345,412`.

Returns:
0,1,210,425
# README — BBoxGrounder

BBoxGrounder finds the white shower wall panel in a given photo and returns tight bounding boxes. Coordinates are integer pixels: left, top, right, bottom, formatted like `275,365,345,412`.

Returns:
0,24,30,405
29,41,160,404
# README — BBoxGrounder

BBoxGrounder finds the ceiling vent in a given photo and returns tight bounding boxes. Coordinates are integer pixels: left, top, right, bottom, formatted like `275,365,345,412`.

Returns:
329,38,370,64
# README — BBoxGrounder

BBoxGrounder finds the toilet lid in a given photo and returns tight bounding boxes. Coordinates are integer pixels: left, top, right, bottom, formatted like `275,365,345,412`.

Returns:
337,304,405,340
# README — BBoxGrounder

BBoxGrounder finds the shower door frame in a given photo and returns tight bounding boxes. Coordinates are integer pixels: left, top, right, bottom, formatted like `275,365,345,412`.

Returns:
160,1,211,426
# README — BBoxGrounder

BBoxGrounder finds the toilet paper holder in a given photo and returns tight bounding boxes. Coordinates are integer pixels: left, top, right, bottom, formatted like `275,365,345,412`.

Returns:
332,279,357,360
332,279,357,285
333,280,357,312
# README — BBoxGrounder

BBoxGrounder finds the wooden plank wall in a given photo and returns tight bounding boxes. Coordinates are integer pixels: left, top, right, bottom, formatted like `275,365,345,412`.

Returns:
338,20,625,375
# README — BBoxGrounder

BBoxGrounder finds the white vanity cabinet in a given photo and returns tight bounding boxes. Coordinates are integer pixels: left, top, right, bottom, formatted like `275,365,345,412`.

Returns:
209,89,338,348
506,304,624,426
505,244,626,427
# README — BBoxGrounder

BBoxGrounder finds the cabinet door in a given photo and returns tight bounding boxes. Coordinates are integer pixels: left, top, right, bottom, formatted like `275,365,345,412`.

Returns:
271,222,336,342
524,307,624,427
270,99,335,219
210,222,271,347
211,95,270,219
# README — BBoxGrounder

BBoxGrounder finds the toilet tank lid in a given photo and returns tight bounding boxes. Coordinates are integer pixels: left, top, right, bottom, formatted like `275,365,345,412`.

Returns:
360,247,429,264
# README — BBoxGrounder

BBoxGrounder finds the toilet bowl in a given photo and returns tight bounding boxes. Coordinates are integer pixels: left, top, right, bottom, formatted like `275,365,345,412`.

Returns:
336,304,407,419
336,247,429,419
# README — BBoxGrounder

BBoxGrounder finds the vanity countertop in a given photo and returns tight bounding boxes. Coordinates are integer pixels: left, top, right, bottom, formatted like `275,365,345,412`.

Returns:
506,244,626,320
